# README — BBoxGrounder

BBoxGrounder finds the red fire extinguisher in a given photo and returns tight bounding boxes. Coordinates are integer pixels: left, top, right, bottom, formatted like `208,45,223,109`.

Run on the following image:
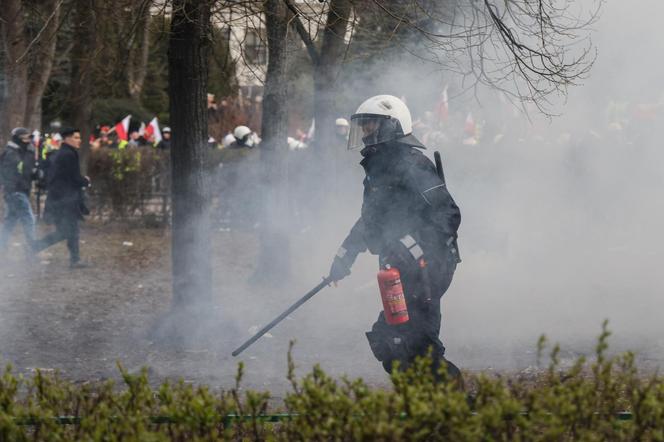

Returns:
377,266,410,325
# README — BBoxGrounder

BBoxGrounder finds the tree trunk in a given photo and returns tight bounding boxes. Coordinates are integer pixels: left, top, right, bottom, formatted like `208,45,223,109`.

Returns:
312,0,352,161
168,0,213,310
311,0,352,207
0,0,28,139
251,0,292,285
25,0,61,130
70,0,97,174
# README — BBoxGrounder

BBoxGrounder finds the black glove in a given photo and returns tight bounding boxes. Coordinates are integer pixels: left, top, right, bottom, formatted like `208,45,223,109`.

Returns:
329,247,353,282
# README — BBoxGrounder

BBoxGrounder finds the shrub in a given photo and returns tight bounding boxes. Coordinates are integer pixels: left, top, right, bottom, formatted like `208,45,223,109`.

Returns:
1,324,664,440
87,147,169,221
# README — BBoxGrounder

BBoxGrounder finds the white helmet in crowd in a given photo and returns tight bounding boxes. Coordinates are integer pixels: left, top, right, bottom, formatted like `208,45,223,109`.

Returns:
287,136,307,151
335,118,349,127
222,133,236,148
233,125,256,147
347,95,424,150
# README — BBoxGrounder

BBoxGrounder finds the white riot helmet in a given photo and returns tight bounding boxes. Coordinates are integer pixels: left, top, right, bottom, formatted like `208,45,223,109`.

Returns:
335,118,349,127
233,125,255,147
347,95,424,150
222,133,236,148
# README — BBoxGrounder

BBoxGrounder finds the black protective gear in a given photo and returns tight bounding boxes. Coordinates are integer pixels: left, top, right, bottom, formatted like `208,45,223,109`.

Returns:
334,138,462,383
367,248,458,381
329,254,352,282
382,234,425,270
341,142,460,259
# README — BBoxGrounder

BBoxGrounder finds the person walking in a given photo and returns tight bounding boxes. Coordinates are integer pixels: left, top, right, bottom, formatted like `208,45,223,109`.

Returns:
33,128,90,268
0,127,38,258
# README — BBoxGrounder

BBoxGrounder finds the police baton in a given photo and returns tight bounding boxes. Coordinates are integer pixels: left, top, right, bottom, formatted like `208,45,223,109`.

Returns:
232,276,333,357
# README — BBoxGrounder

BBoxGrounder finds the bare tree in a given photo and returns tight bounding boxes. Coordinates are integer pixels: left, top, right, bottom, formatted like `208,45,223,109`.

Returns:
127,1,152,101
168,0,214,320
357,0,599,114
251,0,293,284
0,0,62,138
70,0,98,173
285,0,352,168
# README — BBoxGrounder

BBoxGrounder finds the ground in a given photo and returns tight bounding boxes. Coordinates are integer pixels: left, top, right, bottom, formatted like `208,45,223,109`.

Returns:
0,221,390,396
1,153,661,397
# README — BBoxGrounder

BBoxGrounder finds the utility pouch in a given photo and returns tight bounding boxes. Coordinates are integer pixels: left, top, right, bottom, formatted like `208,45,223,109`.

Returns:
366,331,391,361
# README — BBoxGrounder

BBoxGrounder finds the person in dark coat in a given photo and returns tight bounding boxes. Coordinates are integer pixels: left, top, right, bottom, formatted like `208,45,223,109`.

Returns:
328,95,462,383
33,128,90,268
156,127,171,150
0,127,38,256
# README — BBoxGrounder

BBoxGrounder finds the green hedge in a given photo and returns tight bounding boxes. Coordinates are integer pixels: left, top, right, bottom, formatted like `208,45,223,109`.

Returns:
1,324,664,440
87,146,169,221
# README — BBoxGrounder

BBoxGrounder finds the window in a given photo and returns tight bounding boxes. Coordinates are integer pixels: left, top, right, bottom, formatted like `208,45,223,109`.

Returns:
244,29,267,65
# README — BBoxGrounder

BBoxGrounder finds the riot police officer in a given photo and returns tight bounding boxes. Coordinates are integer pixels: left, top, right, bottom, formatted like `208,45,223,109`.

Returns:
328,95,462,382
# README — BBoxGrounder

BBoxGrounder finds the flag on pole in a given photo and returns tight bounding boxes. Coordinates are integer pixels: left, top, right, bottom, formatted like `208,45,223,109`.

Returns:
115,115,131,141
464,112,476,136
436,85,449,123
144,117,162,143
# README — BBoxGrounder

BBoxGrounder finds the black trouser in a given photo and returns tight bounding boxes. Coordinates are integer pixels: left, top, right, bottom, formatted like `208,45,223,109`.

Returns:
366,249,458,379
34,212,80,263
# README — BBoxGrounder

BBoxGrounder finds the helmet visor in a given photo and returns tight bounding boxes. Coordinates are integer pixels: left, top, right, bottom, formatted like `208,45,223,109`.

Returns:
347,114,391,150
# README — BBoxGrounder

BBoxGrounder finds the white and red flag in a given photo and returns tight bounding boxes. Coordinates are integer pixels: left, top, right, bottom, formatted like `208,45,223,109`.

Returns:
436,84,449,124
115,115,131,141
464,112,476,136
144,117,162,143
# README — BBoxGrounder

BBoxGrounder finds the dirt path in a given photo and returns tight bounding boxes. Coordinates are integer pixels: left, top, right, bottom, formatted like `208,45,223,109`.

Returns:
0,223,388,394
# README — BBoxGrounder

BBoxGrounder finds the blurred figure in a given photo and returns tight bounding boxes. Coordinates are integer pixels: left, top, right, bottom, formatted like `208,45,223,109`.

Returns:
90,126,112,150
38,133,62,187
287,136,307,151
230,125,260,148
156,127,171,150
207,93,218,111
49,133,62,150
335,117,350,142
105,131,119,149
216,125,260,228
0,127,38,257
126,130,141,149
33,128,91,268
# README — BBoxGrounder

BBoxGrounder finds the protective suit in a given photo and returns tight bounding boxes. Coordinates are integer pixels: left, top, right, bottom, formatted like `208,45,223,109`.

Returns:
329,95,462,381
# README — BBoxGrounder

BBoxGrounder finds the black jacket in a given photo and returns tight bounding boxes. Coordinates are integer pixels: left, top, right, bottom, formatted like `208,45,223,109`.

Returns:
156,138,171,150
44,143,88,218
0,141,36,195
340,141,461,262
